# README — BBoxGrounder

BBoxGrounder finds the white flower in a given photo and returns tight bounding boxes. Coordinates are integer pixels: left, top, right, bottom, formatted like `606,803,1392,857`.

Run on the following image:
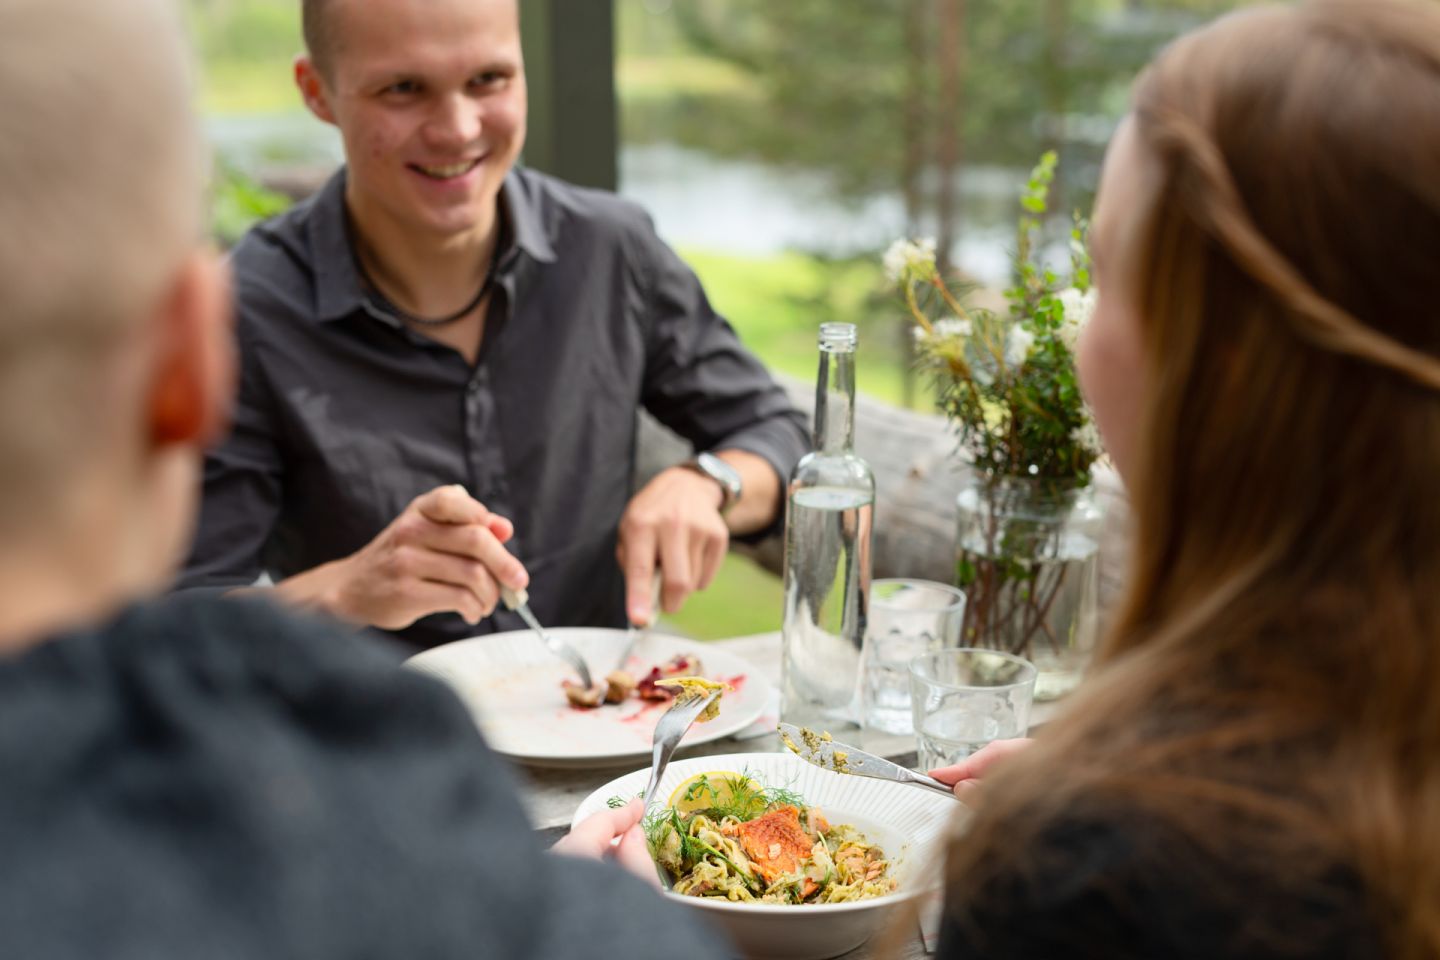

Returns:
912,325,930,344
1070,420,1104,454
1057,287,1097,351
882,237,938,285
1004,326,1035,368
932,316,972,340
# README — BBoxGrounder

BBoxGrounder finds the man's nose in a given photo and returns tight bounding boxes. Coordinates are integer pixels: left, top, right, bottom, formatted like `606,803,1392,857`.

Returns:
424,93,482,150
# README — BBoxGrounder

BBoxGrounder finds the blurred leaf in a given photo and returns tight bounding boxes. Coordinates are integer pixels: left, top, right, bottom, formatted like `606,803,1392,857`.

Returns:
212,165,292,247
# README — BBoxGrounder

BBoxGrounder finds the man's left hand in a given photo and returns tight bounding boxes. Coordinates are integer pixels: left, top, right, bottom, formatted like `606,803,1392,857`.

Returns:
617,465,729,624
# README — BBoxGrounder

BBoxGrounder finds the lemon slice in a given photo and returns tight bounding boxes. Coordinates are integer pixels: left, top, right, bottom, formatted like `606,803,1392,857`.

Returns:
666,770,760,814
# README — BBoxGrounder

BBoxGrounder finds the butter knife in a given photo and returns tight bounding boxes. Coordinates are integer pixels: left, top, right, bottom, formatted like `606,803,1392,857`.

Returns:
777,722,956,799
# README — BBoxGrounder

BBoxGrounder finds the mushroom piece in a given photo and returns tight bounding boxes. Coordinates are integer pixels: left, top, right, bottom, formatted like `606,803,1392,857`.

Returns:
563,680,605,709
603,669,637,704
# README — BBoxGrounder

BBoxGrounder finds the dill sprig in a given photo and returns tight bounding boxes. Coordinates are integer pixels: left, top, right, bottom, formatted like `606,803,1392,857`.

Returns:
679,768,808,821
643,806,762,893
641,768,814,898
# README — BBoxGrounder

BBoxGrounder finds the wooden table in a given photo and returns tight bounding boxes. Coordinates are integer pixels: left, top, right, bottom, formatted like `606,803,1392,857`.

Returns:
511,632,1056,960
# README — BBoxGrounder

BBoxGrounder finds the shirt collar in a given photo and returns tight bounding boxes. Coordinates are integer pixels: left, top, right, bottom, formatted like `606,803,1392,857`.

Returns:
310,165,556,324
311,169,365,324
499,167,558,266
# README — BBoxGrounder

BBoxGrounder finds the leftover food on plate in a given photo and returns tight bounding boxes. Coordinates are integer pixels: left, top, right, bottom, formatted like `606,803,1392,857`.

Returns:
563,652,705,710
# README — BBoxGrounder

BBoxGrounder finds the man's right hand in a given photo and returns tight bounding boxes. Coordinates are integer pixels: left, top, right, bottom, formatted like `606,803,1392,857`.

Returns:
273,484,529,630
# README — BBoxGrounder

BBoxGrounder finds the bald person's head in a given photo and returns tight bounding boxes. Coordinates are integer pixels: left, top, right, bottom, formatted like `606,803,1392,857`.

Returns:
0,0,218,538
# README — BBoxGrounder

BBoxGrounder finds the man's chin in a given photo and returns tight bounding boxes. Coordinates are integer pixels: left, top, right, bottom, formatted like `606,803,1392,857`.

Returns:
403,187,503,240
422,210,497,242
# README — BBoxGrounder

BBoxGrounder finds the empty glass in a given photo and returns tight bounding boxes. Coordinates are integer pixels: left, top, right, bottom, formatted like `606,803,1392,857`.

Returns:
860,579,966,734
910,648,1036,769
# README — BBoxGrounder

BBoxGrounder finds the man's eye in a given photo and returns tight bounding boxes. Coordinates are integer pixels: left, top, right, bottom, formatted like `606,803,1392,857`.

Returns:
384,81,420,96
471,72,507,89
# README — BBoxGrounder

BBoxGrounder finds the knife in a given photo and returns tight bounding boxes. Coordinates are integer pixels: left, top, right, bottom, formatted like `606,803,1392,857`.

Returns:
613,569,663,675
777,722,956,799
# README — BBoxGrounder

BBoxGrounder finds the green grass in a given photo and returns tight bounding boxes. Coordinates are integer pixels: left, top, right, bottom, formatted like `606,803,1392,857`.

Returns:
660,552,784,641
618,56,756,102
186,1,752,117
678,247,938,410
182,0,302,115
199,60,303,115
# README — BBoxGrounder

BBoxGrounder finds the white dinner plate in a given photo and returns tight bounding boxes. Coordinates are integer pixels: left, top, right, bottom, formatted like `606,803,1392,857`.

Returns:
405,628,768,768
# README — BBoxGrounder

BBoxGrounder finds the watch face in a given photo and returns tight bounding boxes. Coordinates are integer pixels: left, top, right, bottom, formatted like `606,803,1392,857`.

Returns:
696,452,742,508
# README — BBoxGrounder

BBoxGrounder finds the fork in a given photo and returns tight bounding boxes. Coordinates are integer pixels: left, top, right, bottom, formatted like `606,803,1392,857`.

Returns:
640,685,726,811
499,586,595,689
639,685,725,889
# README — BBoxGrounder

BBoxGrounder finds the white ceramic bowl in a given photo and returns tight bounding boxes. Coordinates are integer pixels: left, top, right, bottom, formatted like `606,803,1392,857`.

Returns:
571,752,962,960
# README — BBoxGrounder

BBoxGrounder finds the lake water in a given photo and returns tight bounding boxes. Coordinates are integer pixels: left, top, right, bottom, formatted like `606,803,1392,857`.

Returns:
205,115,1045,286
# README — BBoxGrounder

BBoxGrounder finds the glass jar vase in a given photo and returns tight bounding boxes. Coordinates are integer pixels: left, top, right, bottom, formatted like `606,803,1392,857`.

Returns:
954,475,1103,700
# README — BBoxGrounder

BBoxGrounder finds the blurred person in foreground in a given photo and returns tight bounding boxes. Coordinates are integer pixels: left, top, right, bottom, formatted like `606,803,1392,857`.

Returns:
920,1,1440,957
178,0,808,650
0,2,726,956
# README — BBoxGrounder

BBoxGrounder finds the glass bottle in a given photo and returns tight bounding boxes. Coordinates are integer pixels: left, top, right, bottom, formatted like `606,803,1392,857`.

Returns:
780,322,875,729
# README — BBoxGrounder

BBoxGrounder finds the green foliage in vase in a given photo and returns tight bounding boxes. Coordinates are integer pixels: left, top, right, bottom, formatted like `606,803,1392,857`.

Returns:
890,154,1104,668
890,151,1102,497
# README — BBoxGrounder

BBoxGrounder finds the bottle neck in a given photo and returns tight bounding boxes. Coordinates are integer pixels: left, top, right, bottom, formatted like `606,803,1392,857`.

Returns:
813,346,856,454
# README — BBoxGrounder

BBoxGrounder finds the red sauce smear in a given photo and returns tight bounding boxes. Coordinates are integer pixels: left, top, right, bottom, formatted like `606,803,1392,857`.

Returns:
619,698,671,725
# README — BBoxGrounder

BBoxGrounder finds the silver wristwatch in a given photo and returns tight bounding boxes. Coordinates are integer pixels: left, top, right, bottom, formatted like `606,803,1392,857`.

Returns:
683,451,743,515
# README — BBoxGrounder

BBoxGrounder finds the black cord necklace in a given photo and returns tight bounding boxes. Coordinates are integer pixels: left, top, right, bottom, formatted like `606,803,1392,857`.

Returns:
357,233,503,328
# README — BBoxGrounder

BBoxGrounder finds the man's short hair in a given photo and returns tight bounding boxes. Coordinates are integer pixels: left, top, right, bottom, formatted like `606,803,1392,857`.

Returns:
302,0,338,78
0,0,203,527
301,0,521,79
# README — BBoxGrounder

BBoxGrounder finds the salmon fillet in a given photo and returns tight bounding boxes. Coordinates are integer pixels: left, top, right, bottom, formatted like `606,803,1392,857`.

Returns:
732,805,813,884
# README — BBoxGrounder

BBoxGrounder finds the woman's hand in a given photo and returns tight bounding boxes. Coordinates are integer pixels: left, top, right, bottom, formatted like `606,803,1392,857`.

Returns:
929,738,1033,801
551,799,658,886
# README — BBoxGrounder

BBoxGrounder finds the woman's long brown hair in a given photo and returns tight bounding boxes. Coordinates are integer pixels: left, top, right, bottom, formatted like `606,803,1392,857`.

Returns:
926,2,1440,955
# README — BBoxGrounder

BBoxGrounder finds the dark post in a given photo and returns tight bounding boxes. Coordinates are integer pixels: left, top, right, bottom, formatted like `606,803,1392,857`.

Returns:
900,0,932,410
519,0,619,191
934,0,965,280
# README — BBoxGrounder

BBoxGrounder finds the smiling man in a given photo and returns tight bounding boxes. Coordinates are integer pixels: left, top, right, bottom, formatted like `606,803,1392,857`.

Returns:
181,0,808,648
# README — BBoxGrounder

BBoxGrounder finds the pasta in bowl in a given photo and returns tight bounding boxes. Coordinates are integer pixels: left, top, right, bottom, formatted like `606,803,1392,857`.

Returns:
649,772,896,904
571,752,961,959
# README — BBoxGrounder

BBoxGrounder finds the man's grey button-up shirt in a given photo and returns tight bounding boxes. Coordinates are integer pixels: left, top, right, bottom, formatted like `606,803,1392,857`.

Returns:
179,166,809,650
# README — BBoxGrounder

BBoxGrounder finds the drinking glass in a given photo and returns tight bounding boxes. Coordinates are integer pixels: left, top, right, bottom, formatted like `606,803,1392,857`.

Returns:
860,579,966,734
909,649,1036,769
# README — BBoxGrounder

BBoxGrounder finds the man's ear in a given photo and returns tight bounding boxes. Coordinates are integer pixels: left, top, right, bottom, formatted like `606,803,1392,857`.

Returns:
146,251,235,450
295,55,338,125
